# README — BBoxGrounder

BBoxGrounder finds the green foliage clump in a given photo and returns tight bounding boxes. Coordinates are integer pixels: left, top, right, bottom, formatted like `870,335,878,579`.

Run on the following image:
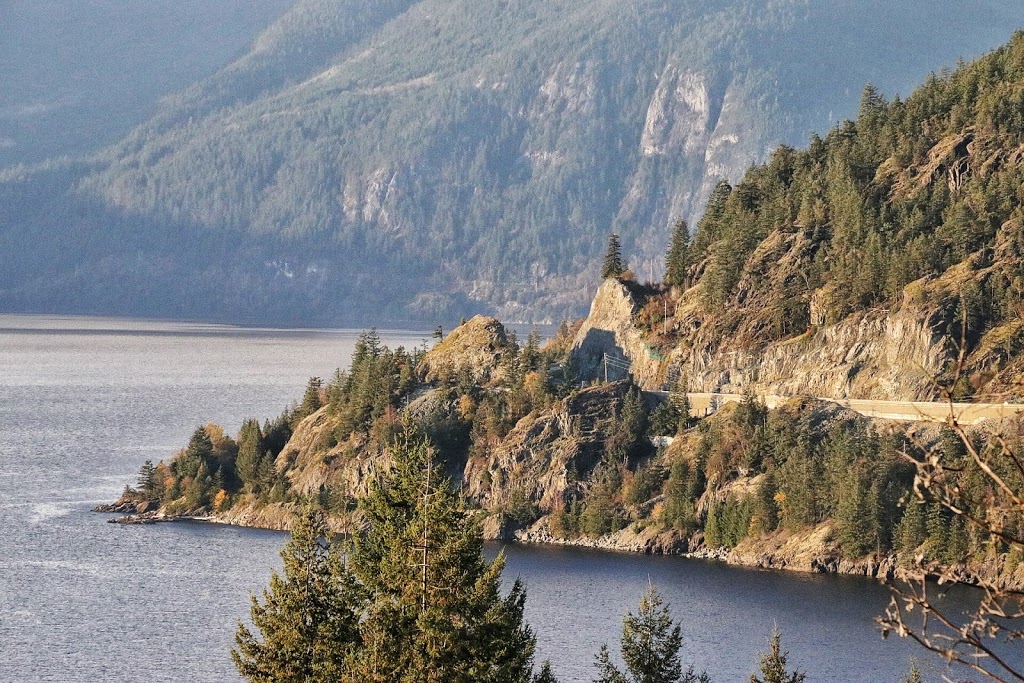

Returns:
232,508,359,682
664,219,692,289
648,399,686,438
660,459,702,532
581,472,623,538
594,586,709,683
749,629,806,683
234,439,555,683
901,663,924,683
606,388,650,466
704,497,752,550
326,329,419,435
682,34,1024,352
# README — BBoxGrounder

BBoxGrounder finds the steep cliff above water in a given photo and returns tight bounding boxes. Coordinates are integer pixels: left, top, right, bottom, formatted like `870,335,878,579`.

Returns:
103,309,1024,594
463,381,629,514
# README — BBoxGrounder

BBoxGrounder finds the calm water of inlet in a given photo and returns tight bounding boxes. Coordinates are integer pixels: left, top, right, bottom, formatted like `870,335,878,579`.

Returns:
0,314,1007,682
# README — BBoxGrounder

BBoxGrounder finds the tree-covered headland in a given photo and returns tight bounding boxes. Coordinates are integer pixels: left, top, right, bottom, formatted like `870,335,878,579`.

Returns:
111,32,1024,683
123,34,1024,585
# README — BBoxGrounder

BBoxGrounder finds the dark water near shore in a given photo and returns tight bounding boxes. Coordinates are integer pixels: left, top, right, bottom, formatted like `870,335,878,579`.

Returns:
0,314,1006,682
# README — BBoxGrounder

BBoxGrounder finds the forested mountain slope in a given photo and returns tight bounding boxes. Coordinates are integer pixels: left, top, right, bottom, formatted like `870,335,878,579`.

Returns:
1,0,1019,325
0,0,293,166
576,32,1024,402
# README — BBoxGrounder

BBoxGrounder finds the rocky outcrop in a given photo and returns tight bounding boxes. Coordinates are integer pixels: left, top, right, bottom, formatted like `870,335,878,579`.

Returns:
571,280,666,388
514,516,690,555
277,406,390,500
572,273,955,401
417,316,513,385
93,498,160,514
640,66,716,159
728,524,896,580
574,190,1024,404
677,302,952,401
208,500,296,531
463,381,629,512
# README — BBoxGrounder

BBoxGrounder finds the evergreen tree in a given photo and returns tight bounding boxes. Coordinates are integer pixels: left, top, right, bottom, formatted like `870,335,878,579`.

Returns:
177,425,214,480
750,629,806,683
751,471,779,535
535,662,558,683
925,502,948,561
606,387,648,466
648,400,683,438
602,233,626,280
691,180,732,258
664,219,691,288
704,502,724,548
294,376,324,425
901,662,924,683
675,392,692,430
523,330,542,373
581,482,617,537
232,508,360,683
135,460,158,500
944,515,969,565
835,470,875,557
896,498,927,560
594,586,709,683
347,437,551,683
236,418,266,491
661,460,696,532
184,461,214,510
777,429,820,530
235,441,556,683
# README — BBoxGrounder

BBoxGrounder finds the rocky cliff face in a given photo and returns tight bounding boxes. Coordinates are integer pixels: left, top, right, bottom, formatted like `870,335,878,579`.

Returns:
571,280,667,388
677,302,953,401
571,269,998,401
463,382,628,513
276,407,391,500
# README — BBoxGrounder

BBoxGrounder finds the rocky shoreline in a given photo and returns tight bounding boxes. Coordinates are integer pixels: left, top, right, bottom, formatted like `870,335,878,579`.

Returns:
92,502,905,584
92,501,214,526
95,482,1024,589
509,516,905,580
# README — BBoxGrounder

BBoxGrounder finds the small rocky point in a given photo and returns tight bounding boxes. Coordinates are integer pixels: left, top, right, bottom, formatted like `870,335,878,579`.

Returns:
93,497,168,524
418,315,513,385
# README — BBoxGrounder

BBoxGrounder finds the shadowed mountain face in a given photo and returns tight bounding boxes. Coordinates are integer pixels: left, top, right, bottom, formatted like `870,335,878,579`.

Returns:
0,0,1019,325
0,0,294,166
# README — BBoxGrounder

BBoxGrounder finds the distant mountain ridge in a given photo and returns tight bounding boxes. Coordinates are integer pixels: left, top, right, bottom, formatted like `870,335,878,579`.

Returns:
0,0,293,166
0,0,1020,325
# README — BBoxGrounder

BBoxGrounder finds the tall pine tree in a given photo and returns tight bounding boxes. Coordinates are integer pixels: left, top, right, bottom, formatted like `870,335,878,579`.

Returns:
234,441,555,683
750,629,806,683
664,219,690,288
602,233,626,280
232,508,361,683
347,437,552,683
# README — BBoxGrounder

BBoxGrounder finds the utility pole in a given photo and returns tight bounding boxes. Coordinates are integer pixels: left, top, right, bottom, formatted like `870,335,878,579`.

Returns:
604,353,608,383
